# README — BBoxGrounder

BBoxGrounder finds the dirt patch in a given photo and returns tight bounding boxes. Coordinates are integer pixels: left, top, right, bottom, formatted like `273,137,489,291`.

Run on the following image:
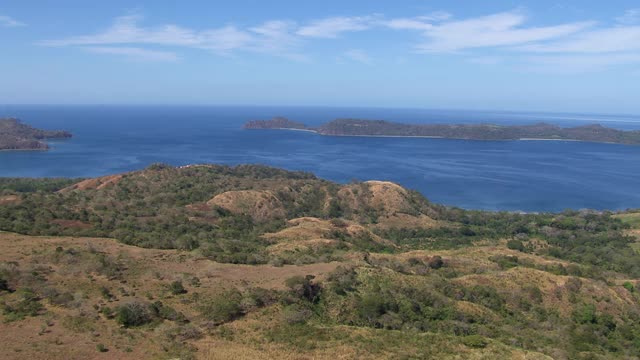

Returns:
50,219,92,230
0,195,21,205
59,174,123,192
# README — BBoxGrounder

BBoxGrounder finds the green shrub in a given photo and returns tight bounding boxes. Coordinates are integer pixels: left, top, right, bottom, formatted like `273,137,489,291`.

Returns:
96,343,108,353
169,280,187,295
506,239,525,252
151,301,186,323
462,335,488,348
99,286,113,300
283,304,313,324
115,301,153,327
2,288,44,321
573,304,597,324
623,281,635,292
285,275,321,303
199,289,243,324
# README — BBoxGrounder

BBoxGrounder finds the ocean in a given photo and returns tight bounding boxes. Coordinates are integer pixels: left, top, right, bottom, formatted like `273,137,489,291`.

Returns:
2,105,640,212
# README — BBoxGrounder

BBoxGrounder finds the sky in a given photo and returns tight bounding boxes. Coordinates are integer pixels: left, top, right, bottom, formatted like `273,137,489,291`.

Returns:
1,0,640,114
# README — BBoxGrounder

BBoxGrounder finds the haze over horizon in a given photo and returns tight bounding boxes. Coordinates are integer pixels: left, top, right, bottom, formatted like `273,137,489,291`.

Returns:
2,0,640,114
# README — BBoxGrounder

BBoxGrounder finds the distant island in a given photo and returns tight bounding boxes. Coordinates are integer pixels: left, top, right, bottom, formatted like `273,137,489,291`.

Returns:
0,118,72,150
244,117,640,145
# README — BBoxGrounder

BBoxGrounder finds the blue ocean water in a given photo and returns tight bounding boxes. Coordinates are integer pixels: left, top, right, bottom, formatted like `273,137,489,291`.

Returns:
1,105,640,212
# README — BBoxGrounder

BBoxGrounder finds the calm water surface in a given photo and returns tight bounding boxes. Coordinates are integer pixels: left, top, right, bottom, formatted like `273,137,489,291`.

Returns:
1,105,640,212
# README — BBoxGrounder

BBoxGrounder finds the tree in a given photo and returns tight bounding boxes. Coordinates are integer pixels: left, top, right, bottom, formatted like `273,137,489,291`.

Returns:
285,275,321,303
507,239,525,252
115,302,153,327
199,289,243,324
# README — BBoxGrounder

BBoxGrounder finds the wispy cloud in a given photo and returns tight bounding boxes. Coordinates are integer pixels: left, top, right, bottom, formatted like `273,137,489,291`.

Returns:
414,11,593,53
381,12,451,30
343,49,373,64
518,26,640,53
37,9,640,72
0,15,25,27
40,14,299,58
297,16,375,38
85,46,179,62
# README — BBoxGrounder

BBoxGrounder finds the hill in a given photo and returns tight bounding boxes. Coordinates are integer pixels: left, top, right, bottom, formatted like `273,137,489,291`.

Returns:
244,117,640,145
0,118,72,151
2,163,640,359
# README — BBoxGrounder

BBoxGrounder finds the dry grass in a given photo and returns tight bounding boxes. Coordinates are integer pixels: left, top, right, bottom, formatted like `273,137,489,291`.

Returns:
207,190,286,222
0,232,342,359
0,195,21,205
58,174,123,192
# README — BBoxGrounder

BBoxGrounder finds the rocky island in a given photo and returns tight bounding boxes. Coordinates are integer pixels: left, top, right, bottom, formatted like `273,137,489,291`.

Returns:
0,118,72,150
245,117,640,145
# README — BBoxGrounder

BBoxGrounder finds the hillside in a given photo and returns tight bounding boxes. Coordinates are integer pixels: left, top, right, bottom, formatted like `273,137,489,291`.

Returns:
2,164,640,359
0,118,72,151
244,117,640,145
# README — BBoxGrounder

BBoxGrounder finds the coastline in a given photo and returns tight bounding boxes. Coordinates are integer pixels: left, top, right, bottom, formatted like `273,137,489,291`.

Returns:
0,148,49,152
248,128,624,144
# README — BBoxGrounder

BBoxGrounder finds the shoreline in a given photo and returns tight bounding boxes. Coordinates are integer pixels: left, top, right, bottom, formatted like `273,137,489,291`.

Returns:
0,148,49,152
248,128,624,144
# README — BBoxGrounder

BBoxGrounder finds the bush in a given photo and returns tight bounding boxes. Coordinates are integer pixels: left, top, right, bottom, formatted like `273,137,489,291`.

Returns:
285,275,321,303
151,301,187,323
623,281,635,292
462,335,488,348
115,301,153,327
199,289,243,324
283,304,313,324
573,304,597,324
2,288,44,321
428,256,444,269
327,266,359,295
506,239,525,252
169,280,187,295
96,343,108,353
0,278,9,292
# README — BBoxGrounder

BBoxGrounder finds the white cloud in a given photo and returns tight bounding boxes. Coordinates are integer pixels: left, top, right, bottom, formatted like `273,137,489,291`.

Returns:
297,16,375,38
415,11,593,53
383,18,433,31
381,12,451,30
0,15,25,27
42,15,222,48
85,46,179,62
249,20,298,52
344,49,372,64
517,26,640,53
617,9,640,25
197,26,254,52
41,14,311,60
36,9,640,73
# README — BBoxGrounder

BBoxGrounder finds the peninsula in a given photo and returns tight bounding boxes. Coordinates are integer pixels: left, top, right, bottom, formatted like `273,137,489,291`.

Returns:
244,117,640,145
0,118,72,150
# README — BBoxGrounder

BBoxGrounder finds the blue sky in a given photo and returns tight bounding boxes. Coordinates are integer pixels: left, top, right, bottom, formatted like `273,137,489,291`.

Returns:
1,0,640,114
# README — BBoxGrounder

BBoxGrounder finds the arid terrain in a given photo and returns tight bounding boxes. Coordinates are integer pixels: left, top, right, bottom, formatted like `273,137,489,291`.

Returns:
2,164,640,359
